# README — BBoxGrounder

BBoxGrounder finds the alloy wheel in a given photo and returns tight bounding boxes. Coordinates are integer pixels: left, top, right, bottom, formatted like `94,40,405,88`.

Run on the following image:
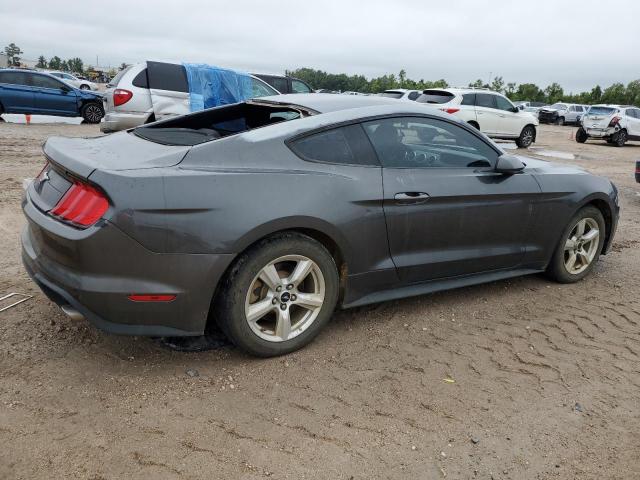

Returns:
244,255,325,342
85,105,103,123
564,218,600,275
521,128,534,146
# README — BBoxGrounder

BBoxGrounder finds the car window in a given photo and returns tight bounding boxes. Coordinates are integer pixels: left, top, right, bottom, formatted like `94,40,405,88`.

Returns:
476,93,496,109
108,66,132,87
291,79,312,93
63,74,75,80
380,91,404,99
0,71,30,86
257,75,288,93
363,116,498,169
132,69,149,88
461,93,476,105
416,90,455,104
633,109,640,118
408,91,420,101
31,74,65,89
289,124,379,166
626,109,638,119
251,78,278,98
495,95,515,111
146,61,189,92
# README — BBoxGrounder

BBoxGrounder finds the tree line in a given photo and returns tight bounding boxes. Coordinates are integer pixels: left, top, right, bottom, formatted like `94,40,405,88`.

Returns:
287,68,640,106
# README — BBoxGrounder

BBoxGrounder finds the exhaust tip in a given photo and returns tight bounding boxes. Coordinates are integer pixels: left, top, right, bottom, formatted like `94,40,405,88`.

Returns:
61,305,84,322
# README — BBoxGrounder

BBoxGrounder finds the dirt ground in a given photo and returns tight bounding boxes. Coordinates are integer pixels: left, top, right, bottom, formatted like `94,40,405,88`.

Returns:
0,120,639,480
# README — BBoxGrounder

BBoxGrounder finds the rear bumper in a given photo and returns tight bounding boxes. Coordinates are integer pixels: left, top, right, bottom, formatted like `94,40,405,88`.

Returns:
584,126,616,138
100,111,150,132
21,193,235,336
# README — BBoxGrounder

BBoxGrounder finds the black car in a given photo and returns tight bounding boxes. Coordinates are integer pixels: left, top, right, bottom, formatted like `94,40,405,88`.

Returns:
22,94,619,356
252,73,313,94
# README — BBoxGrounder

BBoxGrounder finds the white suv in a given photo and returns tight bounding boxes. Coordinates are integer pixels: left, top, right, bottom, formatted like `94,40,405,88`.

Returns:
577,104,640,147
415,88,539,148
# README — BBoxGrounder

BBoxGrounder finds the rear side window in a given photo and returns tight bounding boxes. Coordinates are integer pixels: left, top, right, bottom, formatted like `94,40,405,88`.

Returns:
289,124,379,166
476,93,497,109
132,69,149,88
408,91,420,101
291,79,312,93
0,71,29,86
31,74,64,89
416,90,455,104
381,91,404,99
146,61,189,92
461,93,476,105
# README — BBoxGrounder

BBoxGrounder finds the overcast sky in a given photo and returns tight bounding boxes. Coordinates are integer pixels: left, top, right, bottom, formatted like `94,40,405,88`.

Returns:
2,0,639,92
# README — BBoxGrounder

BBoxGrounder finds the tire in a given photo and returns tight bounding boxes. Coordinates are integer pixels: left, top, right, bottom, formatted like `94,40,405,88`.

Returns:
80,84,90,90
515,125,535,148
575,127,588,143
81,102,104,124
556,116,565,126
612,130,627,147
214,232,339,357
546,206,605,283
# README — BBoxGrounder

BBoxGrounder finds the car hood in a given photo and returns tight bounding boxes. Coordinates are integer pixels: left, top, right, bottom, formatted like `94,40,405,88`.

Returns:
77,89,103,98
518,155,587,175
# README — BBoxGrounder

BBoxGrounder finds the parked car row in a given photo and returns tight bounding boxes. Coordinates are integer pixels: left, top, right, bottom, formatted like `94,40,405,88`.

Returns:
538,103,589,125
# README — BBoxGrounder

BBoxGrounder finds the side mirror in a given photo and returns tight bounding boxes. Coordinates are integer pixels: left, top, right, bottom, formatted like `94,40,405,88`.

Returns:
495,154,525,174
512,106,521,113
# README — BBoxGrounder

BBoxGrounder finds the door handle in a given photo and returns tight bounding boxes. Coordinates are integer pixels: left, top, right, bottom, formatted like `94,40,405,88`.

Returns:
394,192,430,204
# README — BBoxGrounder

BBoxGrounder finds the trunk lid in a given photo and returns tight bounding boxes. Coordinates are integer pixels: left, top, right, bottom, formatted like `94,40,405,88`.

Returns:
43,131,191,179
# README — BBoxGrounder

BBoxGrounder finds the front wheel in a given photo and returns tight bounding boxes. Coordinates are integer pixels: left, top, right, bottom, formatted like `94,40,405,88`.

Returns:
80,84,90,90
556,116,565,126
575,127,588,143
546,206,605,283
81,103,104,124
516,125,535,148
214,233,339,357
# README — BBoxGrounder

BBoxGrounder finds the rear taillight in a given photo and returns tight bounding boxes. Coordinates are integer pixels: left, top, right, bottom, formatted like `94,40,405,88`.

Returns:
113,88,133,106
441,107,460,114
50,181,109,228
608,116,621,127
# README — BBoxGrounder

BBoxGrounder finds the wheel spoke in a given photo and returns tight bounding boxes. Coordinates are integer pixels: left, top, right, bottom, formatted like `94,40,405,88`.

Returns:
565,237,577,251
295,292,324,310
259,264,281,290
577,249,590,265
275,307,291,340
246,298,275,322
575,219,586,236
288,259,313,286
565,252,577,271
581,228,599,243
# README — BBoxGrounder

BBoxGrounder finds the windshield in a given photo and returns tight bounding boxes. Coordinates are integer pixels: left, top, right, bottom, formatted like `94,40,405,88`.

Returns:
380,91,404,99
587,106,617,116
549,103,568,110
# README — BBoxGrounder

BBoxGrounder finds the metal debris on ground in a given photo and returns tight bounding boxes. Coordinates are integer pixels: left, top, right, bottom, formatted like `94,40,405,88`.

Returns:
0,293,33,312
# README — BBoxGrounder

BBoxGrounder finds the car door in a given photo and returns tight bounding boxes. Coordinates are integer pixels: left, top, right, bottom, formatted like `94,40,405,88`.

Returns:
626,108,640,138
29,73,78,115
146,61,190,118
0,70,35,113
494,94,522,136
363,115,541,283
474,93,502,135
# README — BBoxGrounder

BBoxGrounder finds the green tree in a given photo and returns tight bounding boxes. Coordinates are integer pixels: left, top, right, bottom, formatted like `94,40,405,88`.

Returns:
625,80,640,106
590,85,602,104
4,43,23,66
36,55,48,68
601,82,625,104
398,69,407,88
544,82,564,103
513,83,545,102
49,56,62,70
504,82,516,99
490,76,504,93
60,60,69,72
67,57,84,73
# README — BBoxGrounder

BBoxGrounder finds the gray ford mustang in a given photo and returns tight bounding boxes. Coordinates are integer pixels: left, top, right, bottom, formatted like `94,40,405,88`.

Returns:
22,94,619,356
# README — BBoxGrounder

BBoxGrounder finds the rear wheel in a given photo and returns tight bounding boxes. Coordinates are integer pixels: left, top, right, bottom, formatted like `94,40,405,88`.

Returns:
516,125,535,148
575,127,588,143
80,84,90,90
81,103,104,124
214,233,339,357
546,206,605,283
612,130,627,147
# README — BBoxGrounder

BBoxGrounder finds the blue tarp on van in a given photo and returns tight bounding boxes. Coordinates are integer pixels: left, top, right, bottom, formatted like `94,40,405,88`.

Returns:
183,63,253,112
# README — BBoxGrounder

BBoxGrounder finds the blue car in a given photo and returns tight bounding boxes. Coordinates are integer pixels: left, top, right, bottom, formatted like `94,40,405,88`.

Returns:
0,69,104,123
